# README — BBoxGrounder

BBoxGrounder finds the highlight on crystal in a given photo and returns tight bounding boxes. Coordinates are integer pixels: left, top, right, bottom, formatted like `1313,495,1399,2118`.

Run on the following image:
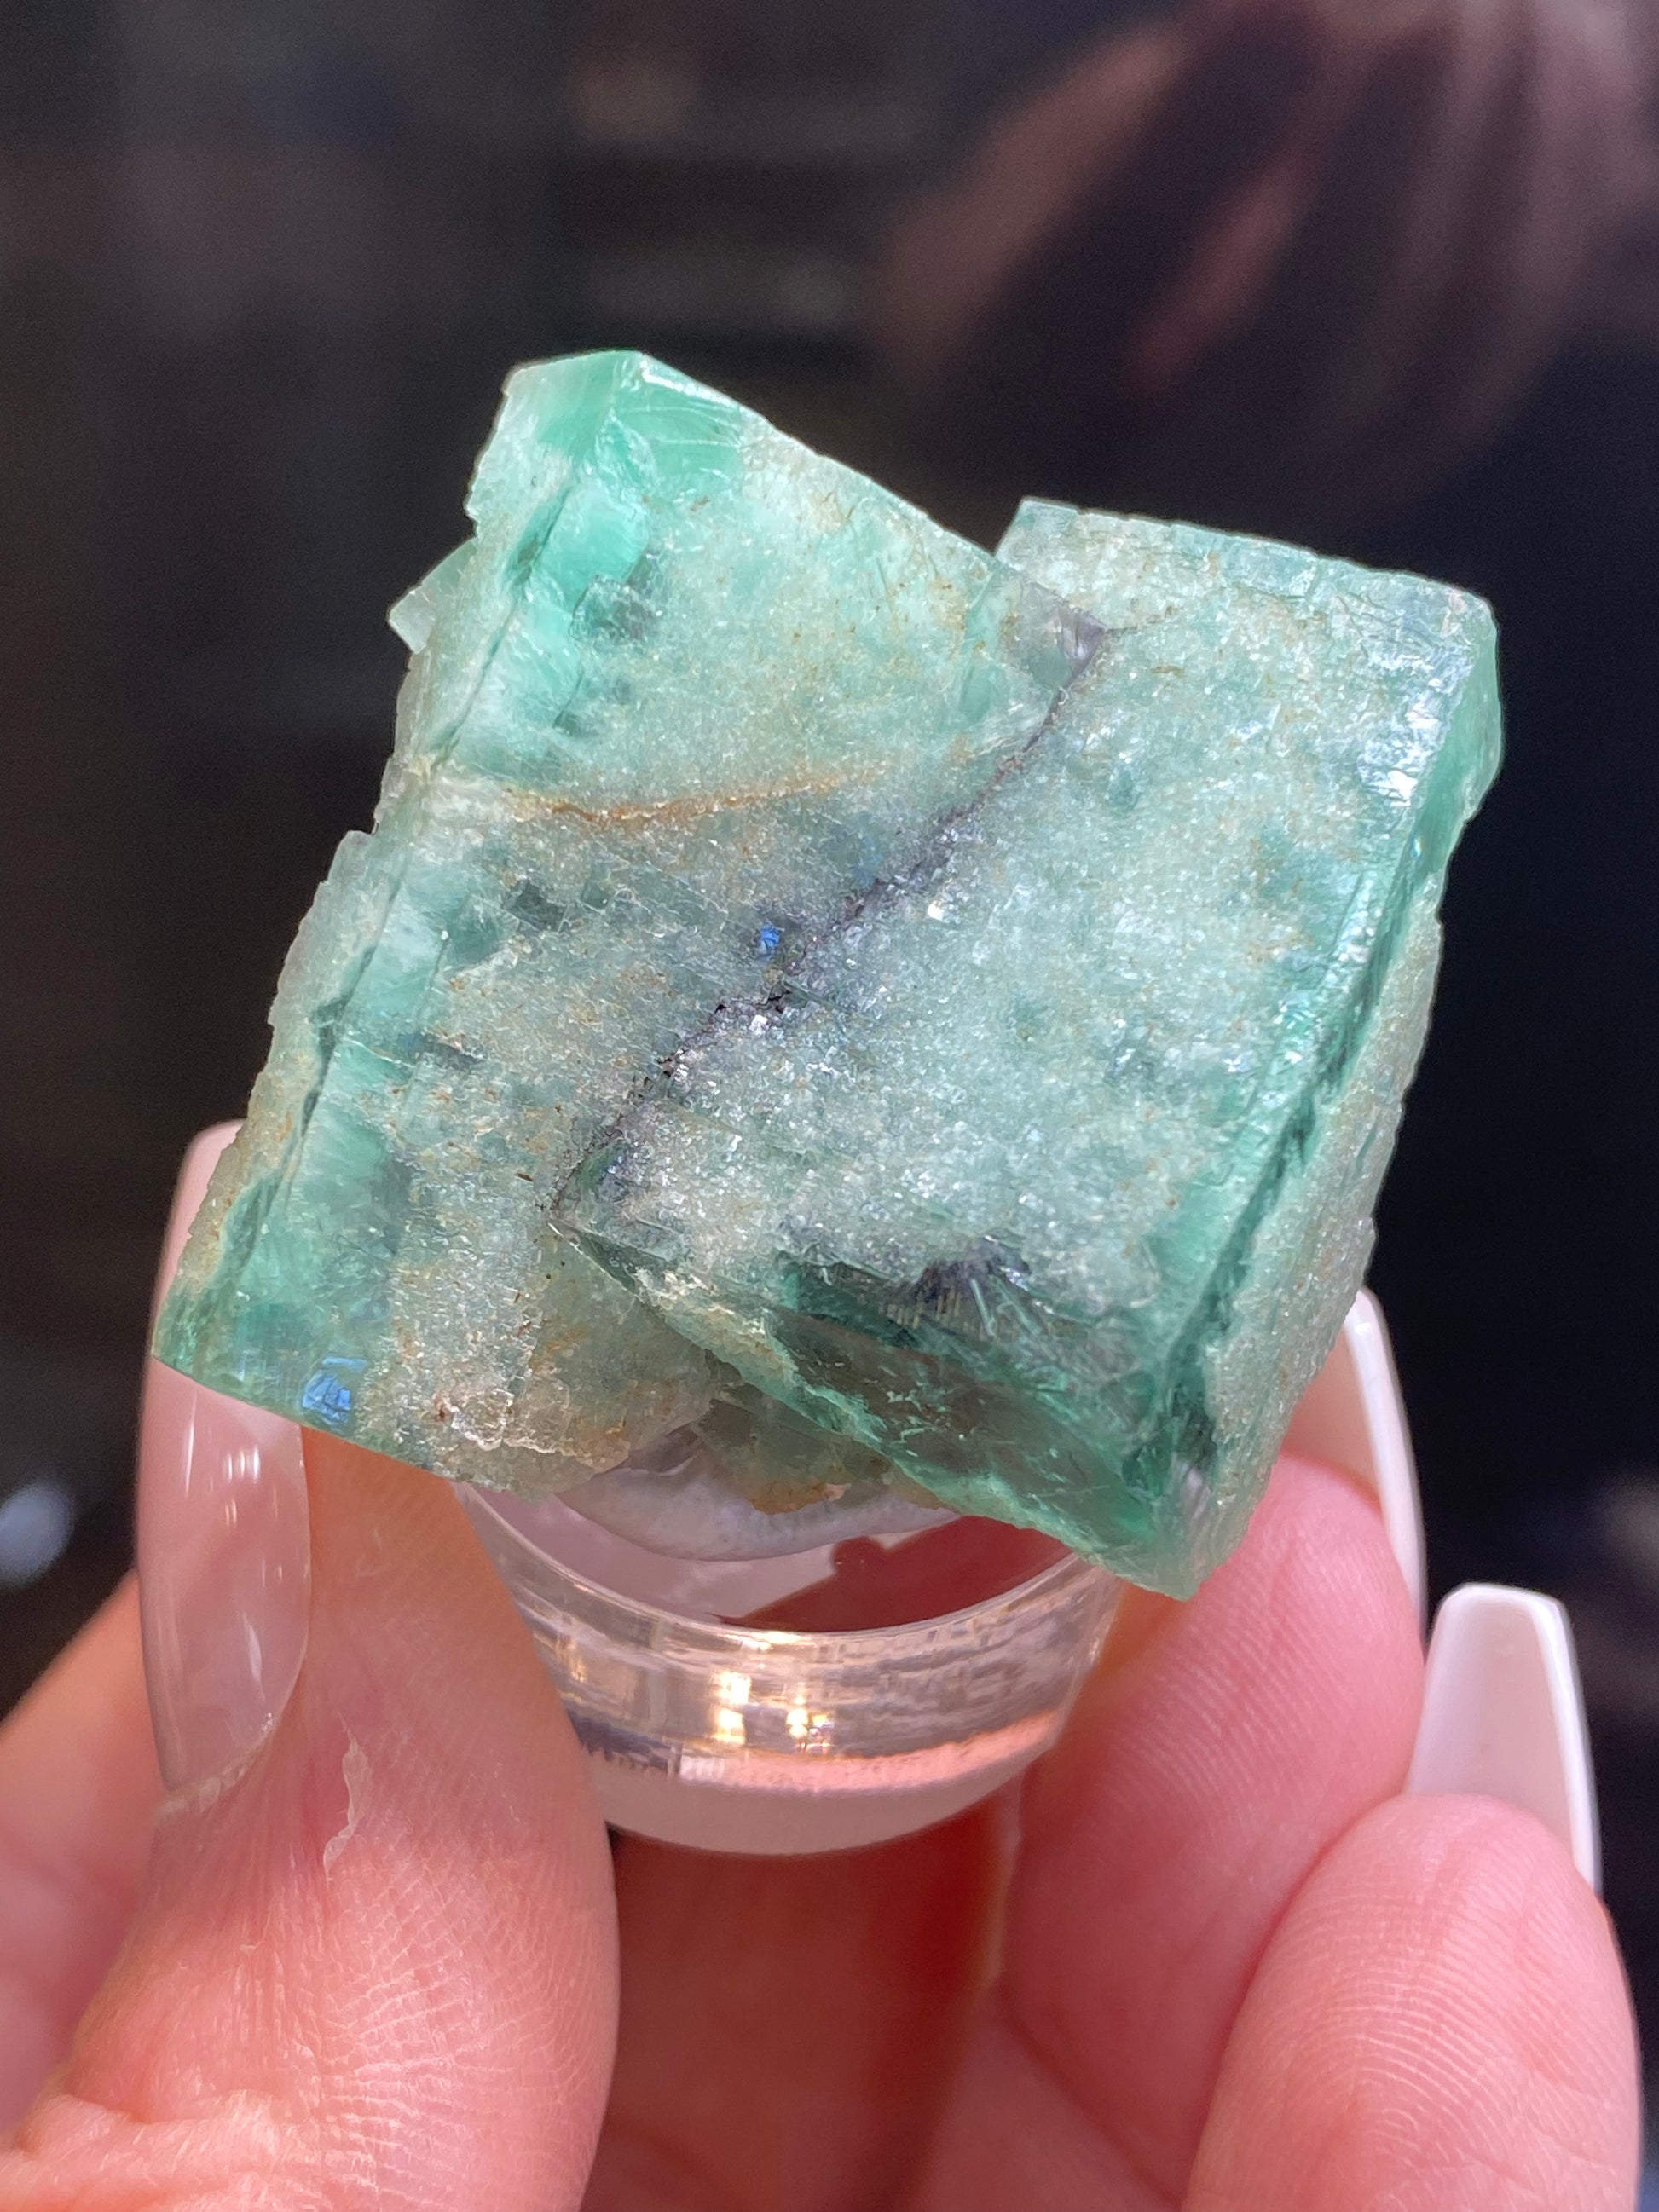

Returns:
153,350,1499,1599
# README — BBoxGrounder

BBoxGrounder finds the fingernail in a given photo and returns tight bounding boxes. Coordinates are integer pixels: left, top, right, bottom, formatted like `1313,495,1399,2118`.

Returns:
1407,1583,1600,1892
147,1121,245,1328
1286,1289,1425,1631
137,1127,310,1796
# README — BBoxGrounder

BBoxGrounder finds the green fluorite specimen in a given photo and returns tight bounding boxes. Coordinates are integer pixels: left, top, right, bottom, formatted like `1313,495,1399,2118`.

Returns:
154,349,1091,1491
154,349,1500,1593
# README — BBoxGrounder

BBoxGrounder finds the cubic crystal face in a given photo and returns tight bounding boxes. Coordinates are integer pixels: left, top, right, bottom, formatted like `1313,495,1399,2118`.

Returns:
153,350,1091,1493
154,350,1500,1594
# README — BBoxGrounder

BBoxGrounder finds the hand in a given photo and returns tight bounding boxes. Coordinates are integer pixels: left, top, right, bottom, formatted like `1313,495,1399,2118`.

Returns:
0,1139,1639,2210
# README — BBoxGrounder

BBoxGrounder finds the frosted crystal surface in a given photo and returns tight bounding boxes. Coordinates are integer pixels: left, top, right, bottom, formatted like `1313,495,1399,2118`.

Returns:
561,503,1499,1589
153,351,1092,1492
154,354,1499,1594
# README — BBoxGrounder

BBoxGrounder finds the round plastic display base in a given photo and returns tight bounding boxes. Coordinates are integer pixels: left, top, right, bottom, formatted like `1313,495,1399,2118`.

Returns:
461,1484,1119,1856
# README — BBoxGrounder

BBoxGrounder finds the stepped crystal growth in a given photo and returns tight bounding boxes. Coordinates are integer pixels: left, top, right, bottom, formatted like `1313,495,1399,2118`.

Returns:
154,350,1499,1594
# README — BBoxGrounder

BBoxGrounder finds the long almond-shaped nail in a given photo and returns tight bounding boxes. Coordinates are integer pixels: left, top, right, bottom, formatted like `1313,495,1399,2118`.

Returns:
1285,1289,1425,1630
137,1126,310,1795
1407,1583,1600,1892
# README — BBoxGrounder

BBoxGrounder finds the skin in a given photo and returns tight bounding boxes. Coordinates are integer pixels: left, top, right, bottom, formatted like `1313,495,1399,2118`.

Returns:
0,1442,1639,2211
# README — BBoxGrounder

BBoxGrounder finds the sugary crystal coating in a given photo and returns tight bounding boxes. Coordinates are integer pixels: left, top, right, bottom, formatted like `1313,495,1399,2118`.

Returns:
155,355,1499,1592
153,351,1090,1493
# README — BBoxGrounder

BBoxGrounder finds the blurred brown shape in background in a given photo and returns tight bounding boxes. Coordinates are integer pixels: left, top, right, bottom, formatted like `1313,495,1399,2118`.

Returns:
877,0,1651,528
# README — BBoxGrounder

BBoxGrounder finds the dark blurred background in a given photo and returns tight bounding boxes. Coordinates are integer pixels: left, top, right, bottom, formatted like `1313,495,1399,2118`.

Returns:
3,0,1656,2122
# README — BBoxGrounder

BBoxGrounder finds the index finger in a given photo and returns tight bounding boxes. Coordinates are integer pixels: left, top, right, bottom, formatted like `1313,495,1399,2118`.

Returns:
911,1449,1424,2209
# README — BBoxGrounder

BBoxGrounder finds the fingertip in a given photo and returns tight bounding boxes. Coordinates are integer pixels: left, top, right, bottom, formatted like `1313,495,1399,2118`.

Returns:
1056,1448,1423,1777
0,1579,160,2128
990,1453,1425,2200
1190,1793,1641,2212
15,1437,617,2212
296,1431,615,1909
1285,1290,1425,1631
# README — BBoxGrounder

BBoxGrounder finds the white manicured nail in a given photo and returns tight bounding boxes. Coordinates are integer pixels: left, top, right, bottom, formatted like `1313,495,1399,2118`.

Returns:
149,1123,244,1328
139,1123,312,1796
1407,1583,1600,1892
1285,1289,1425,1630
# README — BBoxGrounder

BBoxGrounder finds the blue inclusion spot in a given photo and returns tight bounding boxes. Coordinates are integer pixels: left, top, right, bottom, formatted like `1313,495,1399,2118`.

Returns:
758,923,782,956
300,1356,367,1432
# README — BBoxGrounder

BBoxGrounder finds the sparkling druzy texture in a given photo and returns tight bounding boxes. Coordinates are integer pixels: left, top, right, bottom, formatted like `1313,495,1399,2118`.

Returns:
154,349,1093,1494
155,350,1500,1593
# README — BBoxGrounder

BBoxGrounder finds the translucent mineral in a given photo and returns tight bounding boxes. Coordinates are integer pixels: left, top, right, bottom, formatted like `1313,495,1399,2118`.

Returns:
153,350,1090,1496
154,349,1500,1594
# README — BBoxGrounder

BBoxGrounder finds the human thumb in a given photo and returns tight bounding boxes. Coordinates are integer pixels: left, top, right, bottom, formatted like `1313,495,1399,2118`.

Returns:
2,1137,616,2211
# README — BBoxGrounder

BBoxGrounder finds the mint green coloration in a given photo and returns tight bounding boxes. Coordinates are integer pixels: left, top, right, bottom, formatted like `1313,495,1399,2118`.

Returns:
566,501,1498,1586
153,351,1092,1497
154,352,1500,1593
